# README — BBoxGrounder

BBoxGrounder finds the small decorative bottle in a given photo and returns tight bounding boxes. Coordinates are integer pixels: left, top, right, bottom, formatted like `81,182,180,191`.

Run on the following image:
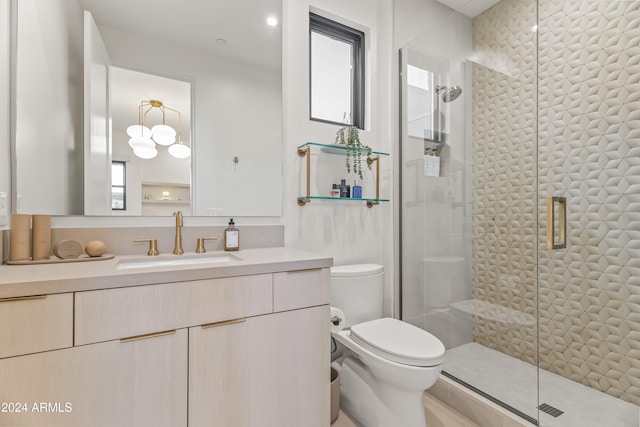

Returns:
331,184,340,198
224,218,240,251
339,179,351,198
352,181,362,199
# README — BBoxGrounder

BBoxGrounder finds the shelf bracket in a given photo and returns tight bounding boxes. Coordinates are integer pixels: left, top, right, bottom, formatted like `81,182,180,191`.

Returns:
298,146,311,205
366,155,380,208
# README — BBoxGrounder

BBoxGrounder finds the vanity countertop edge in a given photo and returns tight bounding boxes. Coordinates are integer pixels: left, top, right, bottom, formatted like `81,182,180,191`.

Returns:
0,247,333,299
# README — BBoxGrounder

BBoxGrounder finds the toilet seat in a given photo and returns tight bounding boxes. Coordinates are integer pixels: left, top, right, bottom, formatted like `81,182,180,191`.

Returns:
350,318,445,367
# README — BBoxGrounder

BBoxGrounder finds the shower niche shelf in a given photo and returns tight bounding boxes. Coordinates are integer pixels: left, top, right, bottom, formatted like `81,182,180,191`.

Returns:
296,142,389,208
424,134,447,156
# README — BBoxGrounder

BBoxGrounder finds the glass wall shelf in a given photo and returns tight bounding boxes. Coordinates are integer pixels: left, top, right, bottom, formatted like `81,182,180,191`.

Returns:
297,142,389,208
297,141,390,157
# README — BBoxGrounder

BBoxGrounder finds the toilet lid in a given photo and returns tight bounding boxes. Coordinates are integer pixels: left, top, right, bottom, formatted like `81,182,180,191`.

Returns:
350,318,445,367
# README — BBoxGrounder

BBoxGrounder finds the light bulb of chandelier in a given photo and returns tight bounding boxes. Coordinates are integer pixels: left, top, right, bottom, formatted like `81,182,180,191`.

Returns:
168,142,191,159
151,124,176,146
128,136,155,150
133,146,158,159
152,133,176,146
126,125,152,139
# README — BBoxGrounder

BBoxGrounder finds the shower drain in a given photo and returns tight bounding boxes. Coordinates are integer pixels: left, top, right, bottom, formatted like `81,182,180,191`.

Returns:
538,403,564,417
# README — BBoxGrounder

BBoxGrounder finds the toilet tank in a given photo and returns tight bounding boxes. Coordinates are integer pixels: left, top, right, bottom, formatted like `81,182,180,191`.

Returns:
330,264,384,328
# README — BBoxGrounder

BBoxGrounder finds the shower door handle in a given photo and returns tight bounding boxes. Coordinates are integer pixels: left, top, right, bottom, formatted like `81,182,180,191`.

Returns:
547,196,566,250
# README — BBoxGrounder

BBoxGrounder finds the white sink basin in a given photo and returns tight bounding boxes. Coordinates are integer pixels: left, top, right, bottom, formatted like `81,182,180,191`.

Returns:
117,252,242,270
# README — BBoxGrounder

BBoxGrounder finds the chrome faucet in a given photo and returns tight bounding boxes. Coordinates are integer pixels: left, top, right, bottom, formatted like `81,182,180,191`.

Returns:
172,211,184,255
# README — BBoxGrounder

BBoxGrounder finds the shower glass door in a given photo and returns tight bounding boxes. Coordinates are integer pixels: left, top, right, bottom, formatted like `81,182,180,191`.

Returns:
399,1,640,426
399,1,540,423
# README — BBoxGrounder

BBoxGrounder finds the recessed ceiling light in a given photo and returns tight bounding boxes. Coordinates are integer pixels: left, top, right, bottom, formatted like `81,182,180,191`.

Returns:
266,16,278,27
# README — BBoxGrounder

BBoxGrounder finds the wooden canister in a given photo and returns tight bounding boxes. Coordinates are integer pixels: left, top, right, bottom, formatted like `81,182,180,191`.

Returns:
9,214,31,261
31,214,51,261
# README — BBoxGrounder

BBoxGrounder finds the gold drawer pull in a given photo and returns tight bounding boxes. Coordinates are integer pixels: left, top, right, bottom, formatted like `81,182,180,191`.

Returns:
201,318,246,329
547,196,567,250
286,268,321,274
120,329,176,343
0,295,47,303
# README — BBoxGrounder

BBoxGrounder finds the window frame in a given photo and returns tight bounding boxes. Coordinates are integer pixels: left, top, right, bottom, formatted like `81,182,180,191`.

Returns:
111,160,126,211
309,12,365,129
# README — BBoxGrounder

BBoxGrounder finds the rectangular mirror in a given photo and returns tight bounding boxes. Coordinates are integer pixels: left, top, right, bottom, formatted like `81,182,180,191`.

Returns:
11,0,282,217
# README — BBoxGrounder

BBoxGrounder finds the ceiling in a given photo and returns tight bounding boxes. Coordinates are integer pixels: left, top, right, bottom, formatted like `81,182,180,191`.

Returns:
78,0,282,147
78,0,282,70
435,0,501,18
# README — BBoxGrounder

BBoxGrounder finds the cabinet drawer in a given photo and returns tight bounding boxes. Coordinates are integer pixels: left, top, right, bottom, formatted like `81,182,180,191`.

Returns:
75,274,273,345
0,329,187,427
273,268,330,312
0,293,73,358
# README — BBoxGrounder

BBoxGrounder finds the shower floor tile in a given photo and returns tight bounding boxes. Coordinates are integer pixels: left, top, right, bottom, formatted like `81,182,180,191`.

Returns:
443,343,639,427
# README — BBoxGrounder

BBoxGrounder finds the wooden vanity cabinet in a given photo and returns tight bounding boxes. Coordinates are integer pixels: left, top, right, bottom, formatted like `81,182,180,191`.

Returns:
189,304,329,427
273,268,330,311
0,293,73,358
0,267,330,427
74,274,273,345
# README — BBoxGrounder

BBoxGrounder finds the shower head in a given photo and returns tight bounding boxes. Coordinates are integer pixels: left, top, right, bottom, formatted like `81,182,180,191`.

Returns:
436,85,463,103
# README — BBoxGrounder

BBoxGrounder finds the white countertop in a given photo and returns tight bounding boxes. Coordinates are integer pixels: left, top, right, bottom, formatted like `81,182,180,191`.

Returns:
0,247,333,299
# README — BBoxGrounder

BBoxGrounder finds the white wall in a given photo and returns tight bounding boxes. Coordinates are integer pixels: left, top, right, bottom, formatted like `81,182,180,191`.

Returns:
98,27,283,218
13,0,84,215
0,0,10,227
282,0,395,315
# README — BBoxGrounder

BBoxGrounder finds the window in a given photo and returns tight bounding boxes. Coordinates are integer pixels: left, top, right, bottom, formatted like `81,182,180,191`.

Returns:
310,13,365,129
111,161,126,210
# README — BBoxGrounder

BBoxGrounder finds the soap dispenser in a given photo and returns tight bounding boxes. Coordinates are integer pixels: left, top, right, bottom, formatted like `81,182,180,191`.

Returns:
224,218,240,251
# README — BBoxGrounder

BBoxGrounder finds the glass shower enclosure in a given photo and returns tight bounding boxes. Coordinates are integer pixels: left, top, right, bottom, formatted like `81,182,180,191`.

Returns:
399,1,640,426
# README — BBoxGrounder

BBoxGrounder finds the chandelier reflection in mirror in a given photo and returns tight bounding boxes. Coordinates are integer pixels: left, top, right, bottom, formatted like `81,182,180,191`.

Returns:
126,100,191,159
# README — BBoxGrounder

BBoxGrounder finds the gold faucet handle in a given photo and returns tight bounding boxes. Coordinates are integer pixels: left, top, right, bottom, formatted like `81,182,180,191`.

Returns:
134,239,159,256
196,237,218,253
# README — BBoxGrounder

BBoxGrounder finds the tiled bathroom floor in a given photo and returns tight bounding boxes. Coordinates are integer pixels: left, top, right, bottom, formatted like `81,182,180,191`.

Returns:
444,343,640,427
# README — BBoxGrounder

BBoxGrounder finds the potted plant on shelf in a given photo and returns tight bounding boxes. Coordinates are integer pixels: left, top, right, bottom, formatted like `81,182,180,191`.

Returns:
335,123,372,180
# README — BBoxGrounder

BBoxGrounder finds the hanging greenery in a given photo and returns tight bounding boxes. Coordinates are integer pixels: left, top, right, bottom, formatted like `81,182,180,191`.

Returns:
335,125,372,180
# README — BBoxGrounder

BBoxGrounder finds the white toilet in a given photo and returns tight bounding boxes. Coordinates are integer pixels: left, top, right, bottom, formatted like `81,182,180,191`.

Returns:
331,264,445,427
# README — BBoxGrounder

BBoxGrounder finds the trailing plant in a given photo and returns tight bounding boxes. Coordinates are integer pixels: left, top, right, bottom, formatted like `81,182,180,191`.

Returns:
335,125,372,180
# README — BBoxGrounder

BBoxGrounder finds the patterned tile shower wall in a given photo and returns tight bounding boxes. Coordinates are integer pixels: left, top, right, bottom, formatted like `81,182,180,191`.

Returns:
538,1,640,404
473,0,640,405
